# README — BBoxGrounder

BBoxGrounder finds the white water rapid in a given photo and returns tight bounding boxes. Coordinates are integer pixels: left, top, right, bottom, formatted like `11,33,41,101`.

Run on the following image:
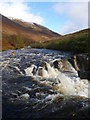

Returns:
24,59,88,98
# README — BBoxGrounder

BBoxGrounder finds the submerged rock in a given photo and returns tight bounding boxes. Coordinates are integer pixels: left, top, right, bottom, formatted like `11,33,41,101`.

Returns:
20,93,30,101
10,93,18,98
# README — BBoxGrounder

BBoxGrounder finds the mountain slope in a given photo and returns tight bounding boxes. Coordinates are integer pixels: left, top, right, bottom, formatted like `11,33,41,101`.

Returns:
2,15,60,50
34,28,90,53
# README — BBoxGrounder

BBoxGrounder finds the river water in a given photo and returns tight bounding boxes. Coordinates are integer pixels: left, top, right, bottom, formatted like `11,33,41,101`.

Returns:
0,48,89,119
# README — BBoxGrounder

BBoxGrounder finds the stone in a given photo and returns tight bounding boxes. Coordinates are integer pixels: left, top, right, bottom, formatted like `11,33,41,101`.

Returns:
20,93,29,101
38,67,43,76
69,53,90,80
53,59,74,72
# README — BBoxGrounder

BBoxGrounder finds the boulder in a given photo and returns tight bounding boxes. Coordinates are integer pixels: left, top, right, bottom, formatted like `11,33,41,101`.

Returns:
53,59,75,72
43,62,48,71
38,67,43,76
78,71,90,80
69,53,90,80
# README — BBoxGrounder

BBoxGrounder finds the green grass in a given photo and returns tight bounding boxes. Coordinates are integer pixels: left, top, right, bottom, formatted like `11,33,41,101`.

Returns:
3,28,89,53
9,34,24,49
31,29,90,53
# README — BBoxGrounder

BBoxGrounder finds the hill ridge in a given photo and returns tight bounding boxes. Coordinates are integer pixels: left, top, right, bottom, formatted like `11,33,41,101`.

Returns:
2,14,60,50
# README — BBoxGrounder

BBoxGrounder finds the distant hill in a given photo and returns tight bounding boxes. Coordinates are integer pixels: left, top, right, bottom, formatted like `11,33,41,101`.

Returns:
2,15,60,50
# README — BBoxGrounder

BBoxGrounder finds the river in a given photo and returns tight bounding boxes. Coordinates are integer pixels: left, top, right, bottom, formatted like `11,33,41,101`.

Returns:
0,48,89,119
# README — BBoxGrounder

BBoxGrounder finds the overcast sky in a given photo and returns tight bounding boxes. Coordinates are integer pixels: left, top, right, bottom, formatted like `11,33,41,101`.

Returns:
0,0,89,35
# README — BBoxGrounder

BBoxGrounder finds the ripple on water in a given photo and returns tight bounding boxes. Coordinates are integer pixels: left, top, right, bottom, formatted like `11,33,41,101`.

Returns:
1,48,90,119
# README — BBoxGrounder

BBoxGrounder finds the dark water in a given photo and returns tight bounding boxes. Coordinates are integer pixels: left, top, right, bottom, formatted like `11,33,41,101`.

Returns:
0,48,89,119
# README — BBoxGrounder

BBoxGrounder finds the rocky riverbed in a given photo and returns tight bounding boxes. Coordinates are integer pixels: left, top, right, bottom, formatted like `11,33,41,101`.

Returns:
0,48,90,119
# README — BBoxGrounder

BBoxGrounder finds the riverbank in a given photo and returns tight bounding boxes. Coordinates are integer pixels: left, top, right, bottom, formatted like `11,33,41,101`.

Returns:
31,28,89,53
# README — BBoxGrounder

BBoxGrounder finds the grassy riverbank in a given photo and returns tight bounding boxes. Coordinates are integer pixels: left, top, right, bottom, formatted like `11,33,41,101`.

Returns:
31,28,90,53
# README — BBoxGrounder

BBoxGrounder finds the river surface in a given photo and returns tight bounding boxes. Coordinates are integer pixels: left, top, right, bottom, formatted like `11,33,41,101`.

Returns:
0,48,89,119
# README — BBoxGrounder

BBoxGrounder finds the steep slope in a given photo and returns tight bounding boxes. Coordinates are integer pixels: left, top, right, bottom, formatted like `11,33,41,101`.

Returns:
2,15,60,50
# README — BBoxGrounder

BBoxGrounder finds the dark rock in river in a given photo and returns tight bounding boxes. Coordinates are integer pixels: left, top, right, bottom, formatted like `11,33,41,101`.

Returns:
78,71,90,80
53,58,75,72
38,67,43,76
69,53,90,80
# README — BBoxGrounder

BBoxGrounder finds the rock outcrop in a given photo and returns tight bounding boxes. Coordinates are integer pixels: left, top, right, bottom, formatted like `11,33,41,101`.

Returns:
69,54,90,80
53,58,76,73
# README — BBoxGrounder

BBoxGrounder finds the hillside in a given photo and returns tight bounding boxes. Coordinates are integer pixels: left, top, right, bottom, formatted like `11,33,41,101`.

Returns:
2,15,60,50
32,28,89,53
1,15,89,53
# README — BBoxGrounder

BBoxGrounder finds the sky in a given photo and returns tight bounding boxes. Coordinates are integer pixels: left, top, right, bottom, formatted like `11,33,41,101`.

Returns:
0,0,89,35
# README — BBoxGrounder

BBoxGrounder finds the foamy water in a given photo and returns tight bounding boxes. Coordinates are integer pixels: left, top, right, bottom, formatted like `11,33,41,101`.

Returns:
1,48,89,119
24,60,88,98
